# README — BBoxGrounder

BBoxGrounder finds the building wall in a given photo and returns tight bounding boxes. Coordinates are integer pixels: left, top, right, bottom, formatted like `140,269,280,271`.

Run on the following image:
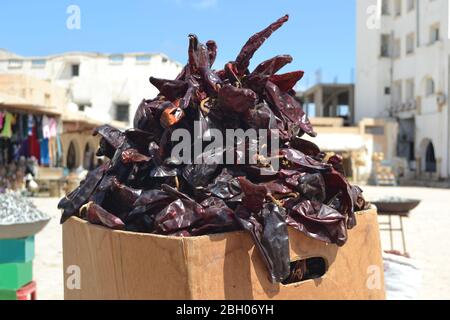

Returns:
304,117,397,183
0,52,183,126
60,132,99,170
0,74,67,112
355,0,450,179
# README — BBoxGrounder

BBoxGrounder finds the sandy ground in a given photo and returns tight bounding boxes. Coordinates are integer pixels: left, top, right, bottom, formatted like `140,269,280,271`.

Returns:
32,197,63,300
363,186,450,300
31,186,450,300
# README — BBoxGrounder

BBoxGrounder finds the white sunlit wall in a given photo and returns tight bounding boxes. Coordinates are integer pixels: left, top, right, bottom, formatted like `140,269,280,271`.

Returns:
356,0,450,180
0,51,183,127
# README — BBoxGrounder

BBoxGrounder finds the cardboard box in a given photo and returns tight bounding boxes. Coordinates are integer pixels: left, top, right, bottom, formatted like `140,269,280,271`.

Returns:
0,261,33,290
0,237,35,263
63,207,385,300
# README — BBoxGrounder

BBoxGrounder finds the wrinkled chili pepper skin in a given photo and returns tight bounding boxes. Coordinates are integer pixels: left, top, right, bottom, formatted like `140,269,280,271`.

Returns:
81,202,125,230
285,199,347,246
59,15,367,284
269,71,304,92
251,55,293,77
218,85,257,113
59,163,108,223
150,77,188,101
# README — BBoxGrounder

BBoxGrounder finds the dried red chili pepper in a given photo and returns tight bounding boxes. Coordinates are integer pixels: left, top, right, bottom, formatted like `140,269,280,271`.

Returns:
160,104,185,128
81,202,125,230
149,77,188,101
235,14,289,76
218,84,257,113
269,70,304,92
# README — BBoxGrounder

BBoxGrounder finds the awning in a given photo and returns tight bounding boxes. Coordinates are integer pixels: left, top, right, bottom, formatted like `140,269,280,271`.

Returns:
0,93,62,116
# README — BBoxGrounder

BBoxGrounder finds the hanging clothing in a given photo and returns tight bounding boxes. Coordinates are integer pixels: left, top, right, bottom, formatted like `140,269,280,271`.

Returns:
27,115,34,136
34,115,43,140
56,134,63,167
43,115,51,139
40,138,50,166
20,139,29,158
0,112,14,138
28,126,40,162
48,137,56,167
49,118,58,137
0,112,4,130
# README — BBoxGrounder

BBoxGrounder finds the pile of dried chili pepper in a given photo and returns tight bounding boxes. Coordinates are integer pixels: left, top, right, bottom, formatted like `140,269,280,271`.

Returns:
59,15,368,283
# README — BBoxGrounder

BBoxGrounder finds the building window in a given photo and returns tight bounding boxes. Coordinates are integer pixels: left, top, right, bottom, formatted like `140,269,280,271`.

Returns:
136,55,151,64
365,126,385,135
430,24,440,44
31,59,46,68
77,103,92,112
394,0,402,16
393,38,401,58
384,87,391,95
393,81,403,104
162,57,168,63
67,141,78,170
380,34,391,57
425,78,435,96
110,54,124,64
71,64,80,77
407,0,415,12
405,79,415,100
406,33,415,54
114,103,130,122
381,0,390,15
8,59,23,69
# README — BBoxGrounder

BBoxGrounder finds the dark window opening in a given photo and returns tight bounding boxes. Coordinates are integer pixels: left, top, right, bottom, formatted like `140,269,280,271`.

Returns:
365,126,385,135
77,103,91,112
425,142,437,173
385,87,391,95
71,64,80,77
67,142,77,170
115,103,130,122
83,144,95,170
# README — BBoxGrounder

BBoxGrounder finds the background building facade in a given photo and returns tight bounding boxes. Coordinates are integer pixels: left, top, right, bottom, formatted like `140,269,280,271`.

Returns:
356,0,450,180
0,49,183,126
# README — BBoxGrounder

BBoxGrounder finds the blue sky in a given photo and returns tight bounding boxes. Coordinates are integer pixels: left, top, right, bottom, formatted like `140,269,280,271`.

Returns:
0,0,356,88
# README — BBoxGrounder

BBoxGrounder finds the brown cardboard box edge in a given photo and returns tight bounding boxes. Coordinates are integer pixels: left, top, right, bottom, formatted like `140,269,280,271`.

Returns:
63,206,385,300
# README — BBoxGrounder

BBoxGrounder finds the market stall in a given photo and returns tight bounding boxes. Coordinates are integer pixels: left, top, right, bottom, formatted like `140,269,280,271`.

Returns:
0,93,64,194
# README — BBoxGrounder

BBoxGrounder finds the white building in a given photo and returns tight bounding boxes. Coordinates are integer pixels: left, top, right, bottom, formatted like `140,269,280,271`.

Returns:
0,49,183,126
356,0,450,180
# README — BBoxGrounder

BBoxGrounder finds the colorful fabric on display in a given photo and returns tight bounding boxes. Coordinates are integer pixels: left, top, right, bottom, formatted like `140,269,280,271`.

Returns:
34,116,43,140
56,134,63,166
28,126,40,162
0,113,14,138
27,115,34,136
42,116,51,139
20,139,29,158
0,112,4,130
40,139,50,166
49,118,57,137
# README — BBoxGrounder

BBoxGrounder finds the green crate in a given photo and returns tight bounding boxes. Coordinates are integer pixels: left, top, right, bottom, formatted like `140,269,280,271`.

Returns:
0,261,33,290
0,237,35,263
